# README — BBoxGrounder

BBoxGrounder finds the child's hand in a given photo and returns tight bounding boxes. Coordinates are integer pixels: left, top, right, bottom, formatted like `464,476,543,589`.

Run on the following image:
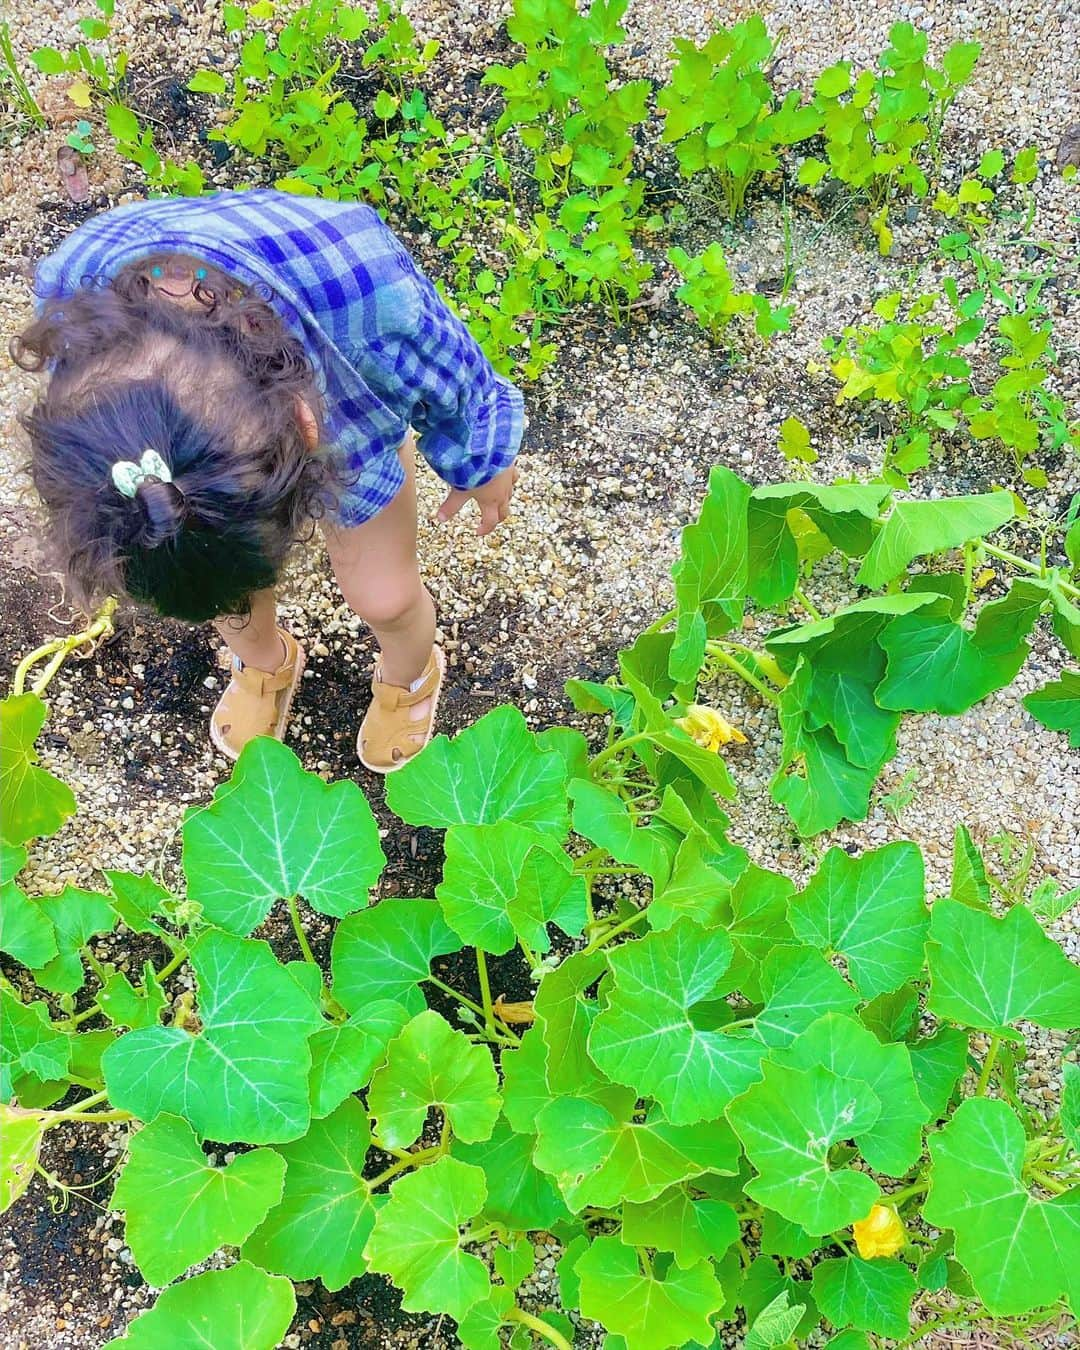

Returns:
435,465,520,536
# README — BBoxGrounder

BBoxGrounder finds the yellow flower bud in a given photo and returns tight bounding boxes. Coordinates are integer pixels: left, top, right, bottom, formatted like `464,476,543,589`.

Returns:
852,1204,905,1260
675,704,748,753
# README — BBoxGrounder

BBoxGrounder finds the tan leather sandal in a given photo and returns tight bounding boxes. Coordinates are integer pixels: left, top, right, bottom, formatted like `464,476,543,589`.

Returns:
358,645,445,774
209,628,306,762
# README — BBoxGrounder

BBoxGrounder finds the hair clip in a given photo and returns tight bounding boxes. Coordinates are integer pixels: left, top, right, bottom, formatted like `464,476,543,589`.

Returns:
150,265,164,278
112,448,172,498
195,267,208,280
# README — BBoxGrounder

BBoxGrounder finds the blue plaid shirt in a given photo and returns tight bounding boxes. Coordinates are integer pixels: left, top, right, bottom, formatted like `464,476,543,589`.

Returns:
33,189,525,526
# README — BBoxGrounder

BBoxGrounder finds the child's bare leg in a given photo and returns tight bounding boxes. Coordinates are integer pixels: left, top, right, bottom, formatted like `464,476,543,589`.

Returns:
214,587,287,671
322,437,437,723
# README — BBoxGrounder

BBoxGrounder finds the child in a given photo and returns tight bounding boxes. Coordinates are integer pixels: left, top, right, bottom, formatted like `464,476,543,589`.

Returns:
12,190,524,772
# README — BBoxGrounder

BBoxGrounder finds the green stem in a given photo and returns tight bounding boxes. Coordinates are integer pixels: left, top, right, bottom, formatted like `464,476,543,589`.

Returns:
287,894,318,967
588,731,655,777
1029,1169,1070,1195
793,586,823,622
582,907,650,955
506,1309,573,1350
55,1089,108,1114
475,949,496,1036
366,1146,440,1191
706,644,780,705
11,598,117,697
153,949,188,985
886,1179,929,1207
981,541,1080,598
369,1137,414,1162
639,606,676,637
425,974,486,1018
975,1034,1002,1097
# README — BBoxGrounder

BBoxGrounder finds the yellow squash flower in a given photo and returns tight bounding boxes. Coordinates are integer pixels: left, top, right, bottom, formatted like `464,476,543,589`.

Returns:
676,704,747,753
852,1204,905,1259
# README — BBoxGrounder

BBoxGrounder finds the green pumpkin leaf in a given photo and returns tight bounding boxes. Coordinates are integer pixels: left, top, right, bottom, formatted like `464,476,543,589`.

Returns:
806,661,899,772
364,1156,490,1321
856,493,1014,588
113,1114,285,1286
308,999,411,1118
766,594,938,671
0,1103,46,1211
650,830,738,932
96,964,168,1030
242,1097,375,1290
724,864,798,999
669,465,750,681
575,1234,725,1350
753,945,860,1048
0,694,77,846
104,1260,295,1349
909,1027,970,1118
727,1061,881,1234
859,984,919,1043
368,1010,501,1147
457,1286,516,1350
1023,669,1080,748
789,843,928,998
748,482,890,604
533,1095,739,1209
878,613,1028,715
927,899,1080,1032
33,886,116,994
1,987,71,1098
437,821,584,954
761,1211,817,1259
622,1184,740,1268
951,825,991,908
182,737,385,935
455,1120,571,1230
823,1334,871,1350
924,1097,1080,1315
0,856,58,969
103,930,323,1144
771,661,880,835
588,918,766,1124
569,779,678,887
740,1253,819,1341
1061,1063,1080,1152
385,705,570,833
500,1023,556,1133
811,1256,916,1339
781,1014,929,1174
533,949,612,1097
493,1236,534,1291
104,870,173,937
331,898,460,1015
972,578,1047,653
744,1287,812,1349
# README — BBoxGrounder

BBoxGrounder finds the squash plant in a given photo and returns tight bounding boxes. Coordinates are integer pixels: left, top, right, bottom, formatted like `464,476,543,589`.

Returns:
586,467,1080,837
3,468,1080,1348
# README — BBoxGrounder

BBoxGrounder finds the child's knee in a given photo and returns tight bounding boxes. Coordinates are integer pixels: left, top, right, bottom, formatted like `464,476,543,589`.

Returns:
342,574,427,631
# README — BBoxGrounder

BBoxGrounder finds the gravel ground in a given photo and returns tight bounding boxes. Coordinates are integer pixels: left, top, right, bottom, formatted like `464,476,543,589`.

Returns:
1,1,1078,1348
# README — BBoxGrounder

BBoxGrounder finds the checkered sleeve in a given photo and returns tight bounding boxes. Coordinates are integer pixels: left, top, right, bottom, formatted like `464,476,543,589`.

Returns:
362,269,526,491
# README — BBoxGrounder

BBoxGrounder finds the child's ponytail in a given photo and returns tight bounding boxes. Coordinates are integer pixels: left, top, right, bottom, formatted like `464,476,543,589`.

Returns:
132,476,187,550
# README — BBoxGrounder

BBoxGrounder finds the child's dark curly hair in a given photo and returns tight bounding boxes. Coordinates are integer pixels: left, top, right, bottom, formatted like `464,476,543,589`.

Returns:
11,255,340,623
